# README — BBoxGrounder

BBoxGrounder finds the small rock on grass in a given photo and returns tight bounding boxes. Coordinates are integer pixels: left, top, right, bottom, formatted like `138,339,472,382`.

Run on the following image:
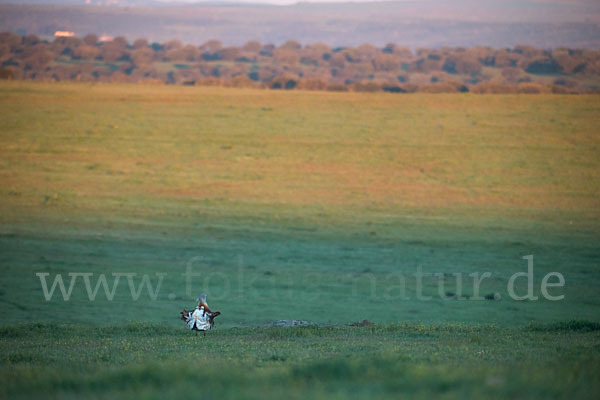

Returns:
484,292,502,301
348,320,375,327
268,320,316,327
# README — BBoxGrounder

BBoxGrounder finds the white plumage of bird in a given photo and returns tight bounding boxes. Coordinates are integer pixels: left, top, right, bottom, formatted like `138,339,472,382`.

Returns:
180,293,221,336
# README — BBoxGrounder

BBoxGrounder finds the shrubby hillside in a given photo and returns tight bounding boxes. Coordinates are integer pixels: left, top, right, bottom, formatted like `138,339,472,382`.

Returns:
1,32,600,93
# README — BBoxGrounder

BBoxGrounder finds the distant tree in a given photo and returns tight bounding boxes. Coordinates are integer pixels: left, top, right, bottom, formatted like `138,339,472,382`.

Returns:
471,82,517,94
345,61,374,80
51,65,77,81
352,80,381,92
513,45,543,59
259,44,275,57
300,44,330,66
197,62,213,76
381,83,406,93
0,67,14,80
419,82,461,93
0,43,12,63
150,42,164,52
339,48,359,63
167,44,200,62
273,48,300,65
51,36,83,56
553,77,578,89
551,49,586,74
225,75,260,88
133,38,148,49
269,73,298,89
0,32,23,51
171,68,203,85
442,55,481,75
329,53,347,69
580,50,600,74
326,83,349,91
518,75,532,83
501,67,523,83
228,63,250,77
466,46,495,65
307,42,330,55
382,43,396,54
355,44,378,62
129,64,153,81
253,65,281,83
110,70,131,83
279,40,301,50
201,40,222,53
137,78,164,85
164,40,183,52
493,50,522,68
99,42,127,63
550,84,572,94
411,57,442,73
372,54,400,72
23,34,40,46
74,63,95,82
112,36,129,49
517,82,550,94
399,83,418,93
130,47,154,66
242,40,261,53
297,77,328,90
195,76,224,86
83,34,98,46
392,46,413,59
218,46,241,61
23,50,54,71
523,57,561,74
72,45,99,60
119,62,134,75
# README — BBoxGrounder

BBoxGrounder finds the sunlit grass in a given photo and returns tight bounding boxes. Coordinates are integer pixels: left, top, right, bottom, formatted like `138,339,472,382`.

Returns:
0,82,599,399
1,322,599,399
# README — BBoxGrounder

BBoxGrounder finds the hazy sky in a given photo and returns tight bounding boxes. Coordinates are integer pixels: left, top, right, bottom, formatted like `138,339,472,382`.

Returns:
155,0,424,4
151,0,578,6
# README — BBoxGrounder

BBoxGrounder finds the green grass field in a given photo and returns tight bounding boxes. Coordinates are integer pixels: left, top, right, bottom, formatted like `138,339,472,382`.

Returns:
0,82,599,398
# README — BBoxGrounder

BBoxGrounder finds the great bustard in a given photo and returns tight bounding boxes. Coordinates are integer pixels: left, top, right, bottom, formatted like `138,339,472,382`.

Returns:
180,293,221,336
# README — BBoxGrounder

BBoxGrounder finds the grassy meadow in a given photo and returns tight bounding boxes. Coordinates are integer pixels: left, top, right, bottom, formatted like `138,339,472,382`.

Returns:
0,81,599,398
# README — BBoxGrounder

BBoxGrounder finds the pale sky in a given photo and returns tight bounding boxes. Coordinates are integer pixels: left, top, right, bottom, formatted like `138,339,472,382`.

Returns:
155,0,420,4
151,0,573,6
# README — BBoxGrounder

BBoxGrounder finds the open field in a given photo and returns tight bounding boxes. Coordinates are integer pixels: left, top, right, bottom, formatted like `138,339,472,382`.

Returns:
1,322,600,399
0,82,599,398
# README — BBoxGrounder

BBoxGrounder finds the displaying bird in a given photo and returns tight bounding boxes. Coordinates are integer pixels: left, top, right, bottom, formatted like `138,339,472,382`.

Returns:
180,293,221,336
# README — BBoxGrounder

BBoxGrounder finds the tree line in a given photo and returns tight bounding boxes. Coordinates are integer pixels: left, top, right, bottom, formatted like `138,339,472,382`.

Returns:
1,32,599,93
